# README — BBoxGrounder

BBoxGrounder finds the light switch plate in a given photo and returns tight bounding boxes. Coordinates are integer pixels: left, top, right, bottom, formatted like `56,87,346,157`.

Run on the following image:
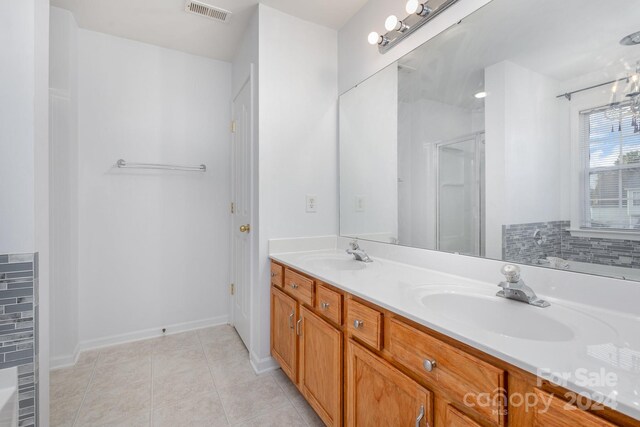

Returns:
306,194,317,213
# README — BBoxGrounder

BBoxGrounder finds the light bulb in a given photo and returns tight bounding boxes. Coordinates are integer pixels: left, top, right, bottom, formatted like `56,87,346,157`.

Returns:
406,0,420,14
368,31,380,45
385,15,399,32
474,91,487,99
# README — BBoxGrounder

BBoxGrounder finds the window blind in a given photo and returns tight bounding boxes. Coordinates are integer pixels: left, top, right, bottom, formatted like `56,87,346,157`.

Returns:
580,103,640,229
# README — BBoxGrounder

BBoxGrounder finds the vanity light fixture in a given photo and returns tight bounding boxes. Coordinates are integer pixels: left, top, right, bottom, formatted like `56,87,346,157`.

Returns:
367,0,460,54
368,31,390,46
474,91,487,99
385,15,408,33
406,0,433,17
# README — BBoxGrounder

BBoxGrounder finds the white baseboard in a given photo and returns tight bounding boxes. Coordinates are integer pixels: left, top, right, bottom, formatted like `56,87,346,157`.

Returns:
50,315,228,370
249,352,278,374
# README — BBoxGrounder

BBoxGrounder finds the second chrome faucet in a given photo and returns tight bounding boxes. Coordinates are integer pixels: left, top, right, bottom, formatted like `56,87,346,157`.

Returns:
346,240,373,263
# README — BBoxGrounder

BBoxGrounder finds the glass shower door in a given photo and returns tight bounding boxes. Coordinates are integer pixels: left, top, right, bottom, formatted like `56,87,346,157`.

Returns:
436,133,484,256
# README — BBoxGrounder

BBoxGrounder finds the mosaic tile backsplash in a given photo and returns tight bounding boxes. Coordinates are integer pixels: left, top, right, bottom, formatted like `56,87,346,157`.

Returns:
0,254,38,427
503,220,640,269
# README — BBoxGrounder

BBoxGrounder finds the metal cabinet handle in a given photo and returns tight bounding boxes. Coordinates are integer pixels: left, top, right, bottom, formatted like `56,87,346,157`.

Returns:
423,359,437,372
415,405,424,427
288,312,294,329
296,318,302,336
321,302,330,310
353,319,364,329
271,272,276,278
290,283,299,289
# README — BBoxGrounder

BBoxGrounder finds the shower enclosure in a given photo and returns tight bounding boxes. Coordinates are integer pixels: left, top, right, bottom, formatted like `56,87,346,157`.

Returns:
436,132,485,256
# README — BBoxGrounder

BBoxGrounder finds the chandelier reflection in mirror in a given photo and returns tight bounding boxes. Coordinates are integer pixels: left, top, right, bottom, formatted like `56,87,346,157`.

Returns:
605,64,640,133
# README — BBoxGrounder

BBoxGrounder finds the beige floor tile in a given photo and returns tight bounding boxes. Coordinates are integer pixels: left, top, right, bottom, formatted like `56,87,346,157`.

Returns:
271,368,301,400
152,392,228,427
217,375,289,425
76,380,151,426
50,366,93,400
50,392,84,427
290,394,326,427
77,411,150,427
96,340,155,366
152,364,216,409
235,401,306,427
202,339,247,363
152,331,202,353
75,350,100,369
90,357,152,393
209,355,258,388
197,325,241,346
152,347,208,379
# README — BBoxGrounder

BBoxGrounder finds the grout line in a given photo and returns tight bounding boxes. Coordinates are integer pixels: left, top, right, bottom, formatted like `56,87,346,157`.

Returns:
198,329,233,426
70,350,101,427
149,349,154,427
271,370,314,427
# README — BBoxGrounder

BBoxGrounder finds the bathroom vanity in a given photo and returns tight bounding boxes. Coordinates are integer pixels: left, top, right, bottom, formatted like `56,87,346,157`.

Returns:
269,252,640,427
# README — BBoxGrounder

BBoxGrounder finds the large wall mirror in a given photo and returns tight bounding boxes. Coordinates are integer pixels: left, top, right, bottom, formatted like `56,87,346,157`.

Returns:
339,0,640,280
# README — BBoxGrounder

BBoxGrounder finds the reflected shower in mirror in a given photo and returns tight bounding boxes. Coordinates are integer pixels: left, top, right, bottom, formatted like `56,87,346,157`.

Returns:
339,0,640,281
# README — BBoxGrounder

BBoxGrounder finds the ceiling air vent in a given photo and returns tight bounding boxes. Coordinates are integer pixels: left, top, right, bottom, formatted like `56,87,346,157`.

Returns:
185,1,232,23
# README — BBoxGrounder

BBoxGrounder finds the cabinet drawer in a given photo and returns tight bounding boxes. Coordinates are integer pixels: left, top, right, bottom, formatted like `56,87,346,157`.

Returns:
316,284,342,325
532,388,615,427
284,269,314,306
347,299,382,350
388,318,506,425
270,262,284,288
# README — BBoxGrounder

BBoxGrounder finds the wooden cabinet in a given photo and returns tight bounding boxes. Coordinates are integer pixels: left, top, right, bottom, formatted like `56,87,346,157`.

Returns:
271,287,298,382
300,306,342,427
532,388,616,427
346,298,383,351
347,340,433,427
270,261,639,427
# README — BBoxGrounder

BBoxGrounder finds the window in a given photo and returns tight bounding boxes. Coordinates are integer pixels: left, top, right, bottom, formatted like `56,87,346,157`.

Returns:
581,104,640,229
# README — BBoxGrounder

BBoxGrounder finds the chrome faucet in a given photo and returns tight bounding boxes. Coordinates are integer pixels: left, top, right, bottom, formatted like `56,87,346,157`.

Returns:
346,240,372,263
496,264,549,307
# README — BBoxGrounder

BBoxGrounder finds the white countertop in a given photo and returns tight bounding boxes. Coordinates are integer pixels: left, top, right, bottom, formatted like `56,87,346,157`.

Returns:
270,248,640,421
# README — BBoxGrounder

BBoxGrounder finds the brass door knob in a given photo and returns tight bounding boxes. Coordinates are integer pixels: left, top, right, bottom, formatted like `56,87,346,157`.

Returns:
239,224,250,233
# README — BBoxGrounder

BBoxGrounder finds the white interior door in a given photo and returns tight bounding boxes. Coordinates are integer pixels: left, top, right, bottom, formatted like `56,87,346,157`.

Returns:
230,75,252,348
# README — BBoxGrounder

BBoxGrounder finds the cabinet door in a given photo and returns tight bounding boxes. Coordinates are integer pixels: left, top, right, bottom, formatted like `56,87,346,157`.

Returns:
347,340,433,427
299,306,343,427
532,389,615,427
271,287,298,382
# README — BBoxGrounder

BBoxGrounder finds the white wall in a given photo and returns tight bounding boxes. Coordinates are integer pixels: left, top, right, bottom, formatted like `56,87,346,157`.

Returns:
0,0,36,254
49,7,80,366
255,5,338,366
340,63,398,242
484,61,566,258
75,30,232,349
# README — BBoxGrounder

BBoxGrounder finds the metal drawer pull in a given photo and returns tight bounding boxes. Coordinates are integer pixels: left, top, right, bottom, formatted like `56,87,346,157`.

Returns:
353,319,364,329
271,272,277,278
415,405,424,427
321,302,330,310
288,312,294,329
422,359,437,372
296,318,302,336
290,283,299,289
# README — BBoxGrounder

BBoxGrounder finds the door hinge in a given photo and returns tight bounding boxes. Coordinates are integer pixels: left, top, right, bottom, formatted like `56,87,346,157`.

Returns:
230,202,235,214
231,120,236,133
230,283,235,295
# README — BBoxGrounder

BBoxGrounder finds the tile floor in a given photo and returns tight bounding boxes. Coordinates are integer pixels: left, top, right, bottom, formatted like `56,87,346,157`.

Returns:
50,325,326,426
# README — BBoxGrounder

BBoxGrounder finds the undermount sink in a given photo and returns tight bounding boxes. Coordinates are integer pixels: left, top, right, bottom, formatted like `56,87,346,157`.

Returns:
301,254,371,271
417,288,616,343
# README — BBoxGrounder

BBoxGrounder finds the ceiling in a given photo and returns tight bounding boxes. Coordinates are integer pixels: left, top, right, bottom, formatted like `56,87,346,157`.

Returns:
50,0,368,61
395,0,640,109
